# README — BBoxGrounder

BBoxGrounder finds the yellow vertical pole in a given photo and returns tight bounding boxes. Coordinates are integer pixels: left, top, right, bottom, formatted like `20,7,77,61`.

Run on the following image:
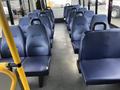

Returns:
0,1,30,90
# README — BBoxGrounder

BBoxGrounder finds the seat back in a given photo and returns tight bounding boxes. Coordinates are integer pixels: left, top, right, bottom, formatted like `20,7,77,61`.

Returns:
90,15,110,31
68,8,77,25
73,5,81,9
26,25,50,56
30,17,51,44
39,12,52,30
33,9,41,15
1,26,25,58
64,5,73,18
45,9,54,23
28,12,38,19
66,7,77,23
80,29,120,60
84,10,94,26
66,7,75,21
69,10,77,30
77,8,87,14
39,13,52,39
19,17,30,36
71,15,89,41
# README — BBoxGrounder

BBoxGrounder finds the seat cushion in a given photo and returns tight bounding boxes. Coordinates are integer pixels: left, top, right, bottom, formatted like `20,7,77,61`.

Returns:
72,41,80,54
23,56,51,76
80,58,120,85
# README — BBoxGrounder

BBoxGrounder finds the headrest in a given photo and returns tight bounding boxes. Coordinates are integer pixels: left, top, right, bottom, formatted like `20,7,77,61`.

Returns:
84,10,94,17
28,12,38,19
78,8,87,13
74,16,88,25
90,14,110,31
19,17,30,33
33,9,41,14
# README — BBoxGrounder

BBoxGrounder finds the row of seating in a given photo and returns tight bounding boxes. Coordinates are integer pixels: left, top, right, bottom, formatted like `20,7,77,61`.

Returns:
64,5,110,54
0,8,55,87
64,5,120,85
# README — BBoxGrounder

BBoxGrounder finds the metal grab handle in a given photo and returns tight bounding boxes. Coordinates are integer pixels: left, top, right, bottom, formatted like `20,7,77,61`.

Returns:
92,22,107,31
65,3,70,6
76,11,84,16
0,63,17,90
31,18,41,25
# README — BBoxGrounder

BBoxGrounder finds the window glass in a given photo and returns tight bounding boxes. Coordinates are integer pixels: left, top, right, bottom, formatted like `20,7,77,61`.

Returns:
111,0,120,27
89,0,95,13
98,0,108,15
2,0,21,25
47,0,71,8
84,0,88,8
10,0,21,25
2,1,9,20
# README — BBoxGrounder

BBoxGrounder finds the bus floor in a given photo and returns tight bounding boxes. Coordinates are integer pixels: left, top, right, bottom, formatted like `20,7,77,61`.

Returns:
28,23,120,90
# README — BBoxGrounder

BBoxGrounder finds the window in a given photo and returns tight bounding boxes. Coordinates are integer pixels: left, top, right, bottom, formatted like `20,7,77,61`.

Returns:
98,0,108,15
111,0,120,27
47,0,71,8
89,0,95,13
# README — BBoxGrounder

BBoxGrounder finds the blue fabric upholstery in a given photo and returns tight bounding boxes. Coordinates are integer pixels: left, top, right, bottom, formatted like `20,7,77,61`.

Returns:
78,29,120,85
71,15,89,41
80,30,120,60
39,13,53,39
1,26,25,58
26,25,50,56
80,58,120,85
19,17,30,37
30,16,53,44
23,25,51,77
69,10,77,31
45,9,54,24
84,10,94,26
66,7,76,24
71,15,89,53
67,8,77,30
73,5,81,9
23,56,50,76
28,12,38,19
68,8,87,31
77,8,87,13
0,26,25,63
66,7,75,23
90,15,110,31
33,9,41,15
64,6,73,19
72,15,86,39
64,5,81,19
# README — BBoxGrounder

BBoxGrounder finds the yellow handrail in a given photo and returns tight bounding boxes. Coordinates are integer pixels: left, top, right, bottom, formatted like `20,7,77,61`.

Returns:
0,63,17,90
0,1,30,90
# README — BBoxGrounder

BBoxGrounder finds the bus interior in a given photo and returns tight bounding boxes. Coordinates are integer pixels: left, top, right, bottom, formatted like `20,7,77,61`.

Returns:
1,0,120,90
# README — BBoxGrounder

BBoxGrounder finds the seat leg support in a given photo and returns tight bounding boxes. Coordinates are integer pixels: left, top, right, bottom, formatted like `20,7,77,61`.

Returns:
77,60,81,73
39,76,44,88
